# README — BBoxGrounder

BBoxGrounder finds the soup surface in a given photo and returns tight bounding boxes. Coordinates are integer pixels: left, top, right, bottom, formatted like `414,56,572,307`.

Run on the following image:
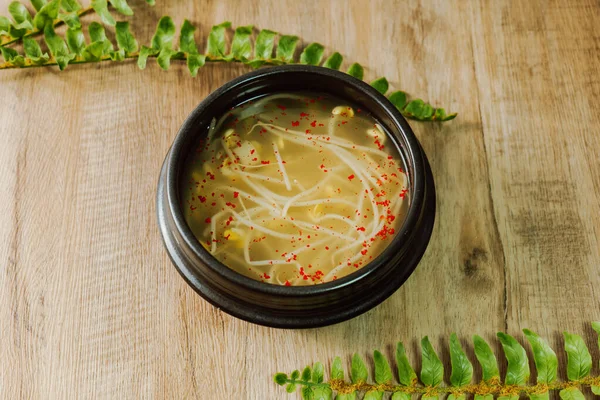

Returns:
180,93,408,285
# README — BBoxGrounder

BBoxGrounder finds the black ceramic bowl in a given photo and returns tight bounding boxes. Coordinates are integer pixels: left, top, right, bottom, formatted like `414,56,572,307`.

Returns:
157,65,435,329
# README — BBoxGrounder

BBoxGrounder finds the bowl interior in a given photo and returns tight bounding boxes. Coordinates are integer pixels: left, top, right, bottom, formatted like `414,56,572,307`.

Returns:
166,66,425,296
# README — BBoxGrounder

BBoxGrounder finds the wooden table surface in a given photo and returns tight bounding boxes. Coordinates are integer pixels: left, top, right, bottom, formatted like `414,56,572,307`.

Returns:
1,0,599,398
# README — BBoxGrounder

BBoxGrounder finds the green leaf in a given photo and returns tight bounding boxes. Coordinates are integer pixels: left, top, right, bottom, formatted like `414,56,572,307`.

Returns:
179,20,198,54
23,38,49,63
206,21,231,57
323,52,342,70
58,12,80,28
187,53,205,77
350,353,368,383
91,0,115,26
474,396,493,400
364,391,384,400
309,386,332,400
592,386,600,395
109,0,133,16
346,63,364,80
523,329,557,384
273,372,287,386
290,370,300,380
66,27,85,56
301,366,312,381
370,77,389,95
396,342,417,386
245,59,265,68
301,387,314,400
373,350,393,384
33,0,60,30
82,41,104,61
337,393,357,400
422,396,440,400
60,0,81,12
157,48,180,70
389,91,407,110
330,356,344,380
286,383,297,393
87,23,113,56
449,333,473,387
473,335,499,382
497,332,530,385
559,388,585,400
254,29,277,59
592,321,600,348
30,0,47,12
312,362,324,383
275,35,298,62
108,48,124,61
229,25,252,60
145,0,154,4
300,43,324,65
403,99,435,120
448,395,465,400
563,331,592,381
43,23,75,70
137,45,154,69
1,46,25,66
88,22,105,42
391,394,411,400
420,336,443,387
0,16,11,36
8,2,33,30
151,16,176,50
115,21,138,54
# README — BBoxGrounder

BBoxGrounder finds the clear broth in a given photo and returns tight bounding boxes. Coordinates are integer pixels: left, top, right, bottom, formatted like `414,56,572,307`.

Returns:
180,93,409,285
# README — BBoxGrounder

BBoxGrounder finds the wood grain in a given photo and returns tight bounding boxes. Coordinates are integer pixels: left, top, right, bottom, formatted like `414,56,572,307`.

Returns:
0,0,599,398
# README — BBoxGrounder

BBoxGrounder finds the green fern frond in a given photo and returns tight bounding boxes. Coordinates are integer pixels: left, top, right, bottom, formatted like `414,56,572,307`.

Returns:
0,2,455,121
274,322,600,399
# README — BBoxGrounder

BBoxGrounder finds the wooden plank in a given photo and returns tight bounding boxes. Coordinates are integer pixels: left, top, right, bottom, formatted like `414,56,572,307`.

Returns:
470,0,600,374
0,0,597,398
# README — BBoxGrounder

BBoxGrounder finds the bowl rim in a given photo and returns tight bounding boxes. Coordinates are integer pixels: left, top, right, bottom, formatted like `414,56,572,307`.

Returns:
165,64,426,296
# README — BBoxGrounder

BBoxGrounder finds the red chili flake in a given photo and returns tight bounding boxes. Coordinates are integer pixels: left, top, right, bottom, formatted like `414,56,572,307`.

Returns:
361,249,368,255
206,172,215,180
310,120,317,127
276,105,286,111
250,149,255,155
325,246,329,250
261,160,270,165
292,121,300,127
300,112,309,117
305,129,311,134
233,191,239,198
357,226,366,232
399,188,408,198
190,205,197,211
226,216,234,226
252,157,258,162
205,217,211,223
263,272,271,279
198,196,207,203
211,202,216,206
225,202,236,208
388,156,393,160
348,174,355,181
224,234,231,240
284,280,291,286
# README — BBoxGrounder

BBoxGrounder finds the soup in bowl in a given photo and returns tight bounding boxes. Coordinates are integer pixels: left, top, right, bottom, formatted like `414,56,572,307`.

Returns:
157,65,435,328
